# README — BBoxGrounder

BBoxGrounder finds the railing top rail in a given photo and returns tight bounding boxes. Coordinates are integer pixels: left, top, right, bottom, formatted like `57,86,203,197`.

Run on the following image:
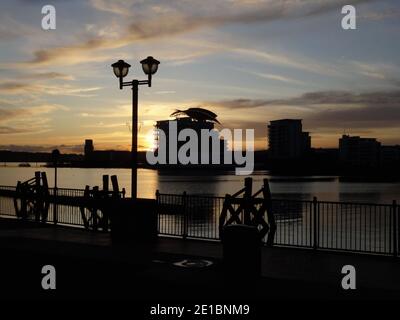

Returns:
310,200,396,207
0,185,125,193
157,192,397,207
157,193,226,200
0,185,398,207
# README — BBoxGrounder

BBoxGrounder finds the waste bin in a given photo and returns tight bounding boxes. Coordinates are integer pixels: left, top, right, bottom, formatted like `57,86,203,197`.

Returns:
222,224,261,278
110,198,157,245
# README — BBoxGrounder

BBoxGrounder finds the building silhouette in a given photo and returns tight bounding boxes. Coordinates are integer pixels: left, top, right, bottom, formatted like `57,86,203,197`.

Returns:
268,119,311,160
84,139,94,157
84,139,131,166
154,108,228,166
380,145,400,166
339,135,381,167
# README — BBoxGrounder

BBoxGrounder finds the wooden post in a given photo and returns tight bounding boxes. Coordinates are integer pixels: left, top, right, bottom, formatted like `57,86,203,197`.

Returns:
264,178,276,247
92,186,99,231
102,175,109,232
155,189,160,203
102,175,109,194
182,191,188,239
34,171,41,221
41,172,50,223
111,175,119,197
313,196,318,250
393,200,398,258
156,190,160,234
243,177,252,225
219,194,230,239
80,186,90,229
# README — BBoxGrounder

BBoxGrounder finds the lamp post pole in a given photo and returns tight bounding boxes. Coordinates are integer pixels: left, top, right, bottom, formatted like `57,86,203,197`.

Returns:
51,149,60,225
131,80,139,199
54,163,57,224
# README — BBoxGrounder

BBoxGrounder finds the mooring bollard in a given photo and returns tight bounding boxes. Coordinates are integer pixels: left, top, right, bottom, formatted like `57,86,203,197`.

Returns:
222,224,261,279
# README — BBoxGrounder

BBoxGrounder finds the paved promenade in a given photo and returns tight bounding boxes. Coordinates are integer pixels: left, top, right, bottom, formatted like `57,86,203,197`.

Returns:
0,218,399,300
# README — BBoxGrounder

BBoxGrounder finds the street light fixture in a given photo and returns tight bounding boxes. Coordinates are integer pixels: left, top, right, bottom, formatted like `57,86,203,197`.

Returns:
111,60,131,89
140,56,160,87
111,57,160,199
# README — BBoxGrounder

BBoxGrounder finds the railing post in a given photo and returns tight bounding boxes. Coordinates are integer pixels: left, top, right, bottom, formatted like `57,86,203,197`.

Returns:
155,190,160,235
92,186,99,232
243,177,253,225
313,196,318,250
182,191,188,240
53,187,58,225
393,200,398,258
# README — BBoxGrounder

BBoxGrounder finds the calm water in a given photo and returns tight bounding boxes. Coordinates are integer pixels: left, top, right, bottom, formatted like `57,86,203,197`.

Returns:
0,163,399,204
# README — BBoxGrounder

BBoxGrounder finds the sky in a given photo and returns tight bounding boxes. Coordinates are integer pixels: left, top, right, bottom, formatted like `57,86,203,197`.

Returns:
0,0,399,153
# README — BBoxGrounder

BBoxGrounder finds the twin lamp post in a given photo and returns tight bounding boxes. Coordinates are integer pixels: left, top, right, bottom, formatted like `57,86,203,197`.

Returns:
111,56,160,199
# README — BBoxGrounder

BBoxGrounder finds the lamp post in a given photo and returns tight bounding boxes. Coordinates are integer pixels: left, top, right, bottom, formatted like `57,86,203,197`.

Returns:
111,57,160,199
51,149,60,224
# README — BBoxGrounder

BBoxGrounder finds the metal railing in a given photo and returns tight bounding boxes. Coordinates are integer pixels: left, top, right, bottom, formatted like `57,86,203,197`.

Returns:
0,185,398,256
0,186,88,227
156,192,399,256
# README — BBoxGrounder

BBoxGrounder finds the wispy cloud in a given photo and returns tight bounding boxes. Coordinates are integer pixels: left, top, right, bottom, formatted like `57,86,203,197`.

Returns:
350,61,400,87
17,0,375,67
0,144,84,153
0,15,37,40
360,8,400,21
0,81,101,97
78,104,131,118
0,126,31,134
233,48,341,77
0,102,68,135
22,72,75,81
0,103,65,120
232,67,302,84
208,89,400,129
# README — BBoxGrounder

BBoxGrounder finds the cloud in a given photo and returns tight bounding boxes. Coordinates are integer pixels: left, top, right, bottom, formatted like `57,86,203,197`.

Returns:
90,0,375,22
23,72,75,81
0,144,84,153
24,43,115,67
0,15,37,41
0,102,67,135
207,90,400,130
350,61,400,88
82,122,127,129
0,81,101,97
212,90,400,108
0,82,34,93
89,0,134,16
233,48,340,77
0,104,68,123
274,90,400,106
232,67,302,84
154,90,176,95
211,98,273,110
360,8,400,21
0,127,30,134
19,0,375,67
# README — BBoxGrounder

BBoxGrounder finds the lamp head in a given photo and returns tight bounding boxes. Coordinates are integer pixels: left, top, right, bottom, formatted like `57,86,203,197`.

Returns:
140,56,160,76
112,60,131,89
112,59,131,78
140,56,160,86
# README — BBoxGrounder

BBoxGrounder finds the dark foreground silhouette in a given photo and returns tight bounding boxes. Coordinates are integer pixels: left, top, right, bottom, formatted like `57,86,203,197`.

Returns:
0,218,399,303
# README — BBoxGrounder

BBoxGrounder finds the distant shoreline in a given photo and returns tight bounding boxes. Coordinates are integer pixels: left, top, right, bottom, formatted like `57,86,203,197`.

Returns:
1,162,400,182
